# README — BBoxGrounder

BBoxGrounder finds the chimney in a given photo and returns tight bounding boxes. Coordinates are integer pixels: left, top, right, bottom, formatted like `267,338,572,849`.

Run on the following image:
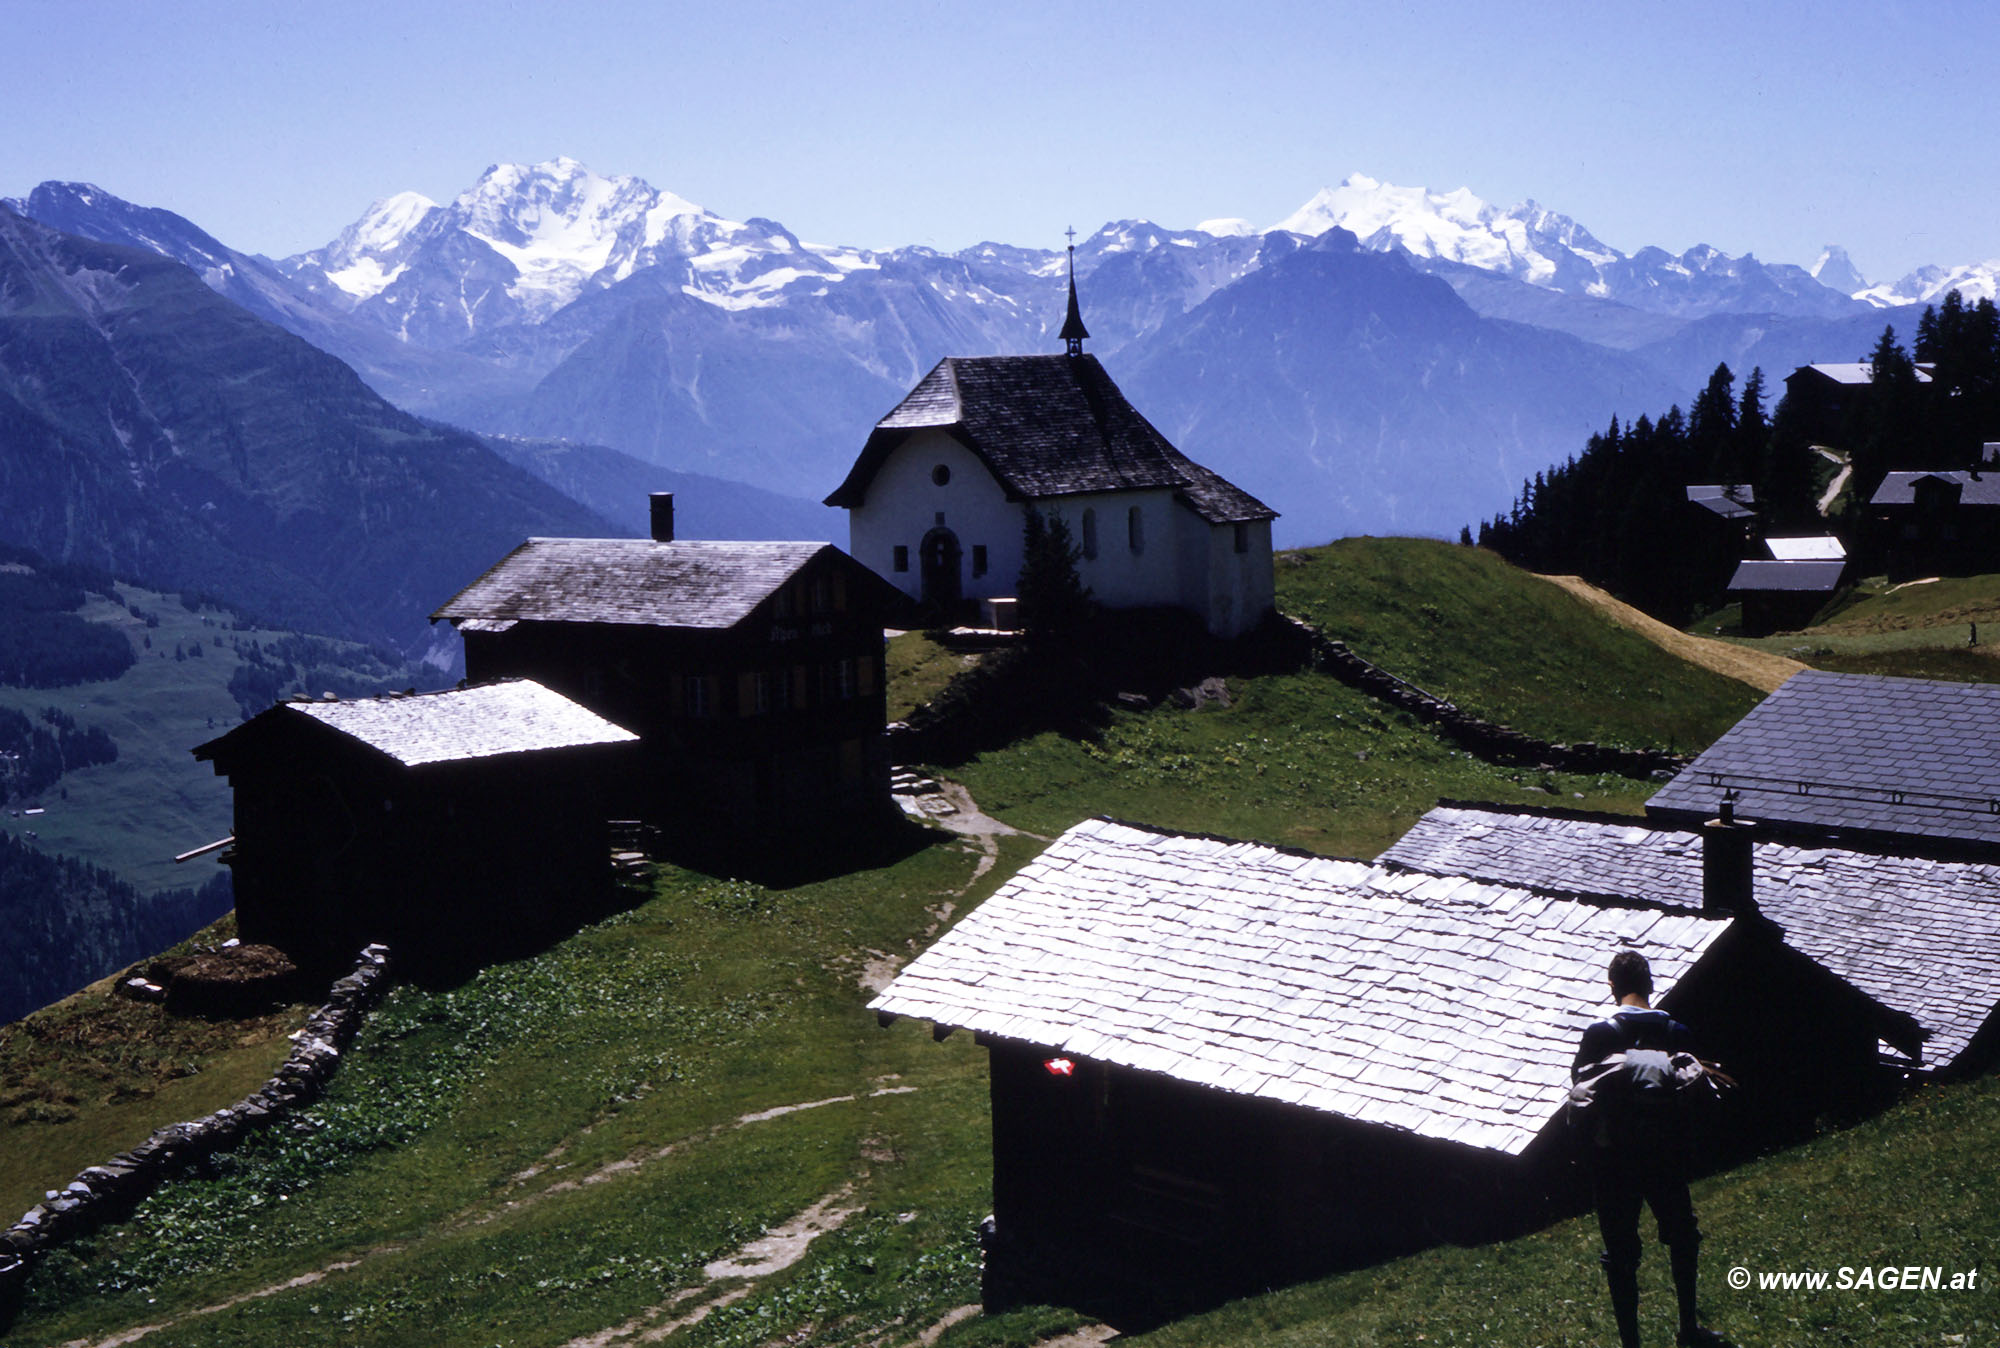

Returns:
649,492,675,543
1701,795,1757,916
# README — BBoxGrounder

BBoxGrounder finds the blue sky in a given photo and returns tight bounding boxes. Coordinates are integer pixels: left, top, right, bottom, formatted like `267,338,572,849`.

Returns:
5,0,1990,282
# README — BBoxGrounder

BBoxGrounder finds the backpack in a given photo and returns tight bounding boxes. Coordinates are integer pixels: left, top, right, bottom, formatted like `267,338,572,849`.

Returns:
1568,1013,1727,1146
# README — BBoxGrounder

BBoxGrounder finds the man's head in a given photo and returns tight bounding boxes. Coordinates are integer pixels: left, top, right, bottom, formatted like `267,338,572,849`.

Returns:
1607,949,1653,1000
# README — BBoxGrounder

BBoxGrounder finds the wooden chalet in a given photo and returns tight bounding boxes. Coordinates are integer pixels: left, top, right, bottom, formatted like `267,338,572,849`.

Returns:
1782,361,1934,447
1647,669,2000,859
431,496,902,840
1725,557,1844,635
870,817,1899,1316
1868,467,2000,579
193,679,638,973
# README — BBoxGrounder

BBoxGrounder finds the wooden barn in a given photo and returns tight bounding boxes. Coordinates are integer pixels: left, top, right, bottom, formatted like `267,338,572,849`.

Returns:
870,817,1902,1316
1868,467,2000,579
431,496,902,841
193,679,638,973
1724,557,1844,635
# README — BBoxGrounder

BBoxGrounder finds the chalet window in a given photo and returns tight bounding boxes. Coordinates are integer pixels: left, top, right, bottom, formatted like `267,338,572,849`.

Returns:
1081,509,1098,560
856,655,876,696
683,674,714,719
1233,522,1249,554
823,659,856,701
932,464,952,486
751,669,792,714
811,575,833,613
893,545,910,572
774,584,796,619
832,572,848,612
1128,506,1144,554
972,544,988,578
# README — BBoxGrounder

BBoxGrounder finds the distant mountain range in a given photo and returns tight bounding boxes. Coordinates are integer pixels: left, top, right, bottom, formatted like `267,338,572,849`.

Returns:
9,162,1989,554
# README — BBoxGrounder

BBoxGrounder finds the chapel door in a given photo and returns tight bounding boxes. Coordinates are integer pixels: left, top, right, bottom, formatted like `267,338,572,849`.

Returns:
920,528,962,606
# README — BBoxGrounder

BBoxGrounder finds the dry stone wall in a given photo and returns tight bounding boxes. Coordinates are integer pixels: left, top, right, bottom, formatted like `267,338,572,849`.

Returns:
0,943,392,1306
1285,617,1689,780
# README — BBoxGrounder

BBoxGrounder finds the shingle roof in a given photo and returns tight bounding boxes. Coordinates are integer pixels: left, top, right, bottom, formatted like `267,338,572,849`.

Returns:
1379,804,1998,1069
199,679,637,770
871,817,1728,1156
1726,559,1845,594
1686,484,1757,520
1870,470,2000,507
1765,536,1846,562
1794,362,1934,386
1647,670,2000,850
431,539,834,629
824,355,1276,525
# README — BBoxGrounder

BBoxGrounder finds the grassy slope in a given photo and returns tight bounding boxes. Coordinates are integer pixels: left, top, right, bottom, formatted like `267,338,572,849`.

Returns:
1713,571,2000,685
1276,539,1763,754
6,539,1989,1346
0,583,406,893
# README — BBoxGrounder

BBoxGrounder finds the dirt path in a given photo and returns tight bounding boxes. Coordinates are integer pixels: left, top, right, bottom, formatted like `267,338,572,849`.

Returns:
64,1085,920,1348
1537,573,1805,694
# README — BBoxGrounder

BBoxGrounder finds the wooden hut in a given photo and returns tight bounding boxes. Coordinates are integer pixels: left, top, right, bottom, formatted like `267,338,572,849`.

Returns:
193,679,638,973
871,818,1901,1316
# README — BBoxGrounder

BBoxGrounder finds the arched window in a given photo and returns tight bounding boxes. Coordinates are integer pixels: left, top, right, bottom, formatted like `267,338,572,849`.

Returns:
1128,505,1145,554
1081,508,1099,560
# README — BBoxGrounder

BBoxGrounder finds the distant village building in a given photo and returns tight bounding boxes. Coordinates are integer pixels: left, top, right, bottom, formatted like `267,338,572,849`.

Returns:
431,496,901,839
825,254,1277,638
872,816,1894,1313
1685,483,1757,525
1763,535,1846,563
1647,669,2000,858
193,680,637,972
1868,467,2000,578
1725,558,1844,635
1783,361,1935,447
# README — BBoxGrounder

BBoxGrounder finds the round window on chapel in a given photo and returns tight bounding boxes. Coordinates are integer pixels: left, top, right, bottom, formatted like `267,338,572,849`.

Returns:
932,464,951,486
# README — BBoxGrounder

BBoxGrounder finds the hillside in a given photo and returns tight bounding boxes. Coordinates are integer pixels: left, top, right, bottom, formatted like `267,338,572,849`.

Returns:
0,540,1982,1346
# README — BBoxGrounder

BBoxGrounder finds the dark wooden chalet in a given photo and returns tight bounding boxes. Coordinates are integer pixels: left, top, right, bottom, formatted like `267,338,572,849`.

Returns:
1782,361,1934,448
193,679,638,973
431,497,902,840
870,817,1900,1317
1869,467,2000,579
1648,669,2000,859
1725,557,1844,635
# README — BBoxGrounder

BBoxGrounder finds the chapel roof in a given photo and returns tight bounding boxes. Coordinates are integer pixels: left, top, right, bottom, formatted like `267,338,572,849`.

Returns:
824,355,1276,525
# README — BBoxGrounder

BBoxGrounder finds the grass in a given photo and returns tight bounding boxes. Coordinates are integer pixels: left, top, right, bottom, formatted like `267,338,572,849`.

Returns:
5,829,1036,1347
951,671,1654,860
1276,539,1763,754
0,913,315,1222
1120,1073,2000,1348
1710,572,2000,685
886,630,979,723
0,583,412,893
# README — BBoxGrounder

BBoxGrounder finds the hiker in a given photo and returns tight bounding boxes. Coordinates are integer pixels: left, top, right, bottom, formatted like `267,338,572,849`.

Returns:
1572,950,1725,1348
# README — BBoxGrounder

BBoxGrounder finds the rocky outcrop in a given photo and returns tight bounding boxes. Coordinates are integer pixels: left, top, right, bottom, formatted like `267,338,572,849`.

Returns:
0,944,392,1309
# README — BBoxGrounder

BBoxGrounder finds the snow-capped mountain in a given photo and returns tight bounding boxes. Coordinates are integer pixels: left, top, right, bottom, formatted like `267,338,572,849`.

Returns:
1857,260,2000,308
1265,173,1867,321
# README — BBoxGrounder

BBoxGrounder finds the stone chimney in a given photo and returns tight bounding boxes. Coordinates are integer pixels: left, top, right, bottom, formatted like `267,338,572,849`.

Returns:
650,492,675,543
1701,795,1757,916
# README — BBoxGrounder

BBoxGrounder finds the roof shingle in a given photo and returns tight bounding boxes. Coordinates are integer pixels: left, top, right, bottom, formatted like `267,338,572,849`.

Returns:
431,539,833,629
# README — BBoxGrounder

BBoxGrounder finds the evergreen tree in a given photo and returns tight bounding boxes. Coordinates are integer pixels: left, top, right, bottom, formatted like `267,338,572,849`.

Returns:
1855,325,1922,496
1687,363,1739,480
1017,507,1092,648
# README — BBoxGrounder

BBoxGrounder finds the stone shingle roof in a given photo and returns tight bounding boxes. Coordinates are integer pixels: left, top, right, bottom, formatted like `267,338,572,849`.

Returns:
200,679,637,770
1765,536,1846,562
1793,362,1934,386
871,817,1728,1156
1686,484,1757,520
1870,470,2000,507
1726,559,1845,593
1379,803,1998,1069
1647,669,2000,850
431,539,834,630
824,355,1276,525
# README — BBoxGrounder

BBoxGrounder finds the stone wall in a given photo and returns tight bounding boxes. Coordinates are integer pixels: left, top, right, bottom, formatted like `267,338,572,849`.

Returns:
1285,617,1688,780
0,944,392,1307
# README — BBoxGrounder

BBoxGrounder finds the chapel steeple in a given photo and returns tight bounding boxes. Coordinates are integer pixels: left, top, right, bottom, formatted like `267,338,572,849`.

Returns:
1059,227,1089,358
